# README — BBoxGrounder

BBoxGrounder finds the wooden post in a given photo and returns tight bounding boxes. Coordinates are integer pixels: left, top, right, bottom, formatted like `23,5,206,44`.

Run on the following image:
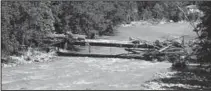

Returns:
86,43,91,53
182,36,185,47
64,41,68,50
88,44,91,53
56,47,58,51
110,47,112,55
59,43,61,51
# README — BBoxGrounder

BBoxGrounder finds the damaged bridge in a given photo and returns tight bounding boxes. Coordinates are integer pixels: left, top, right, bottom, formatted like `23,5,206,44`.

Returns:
72,39,156,48
49,34,185,60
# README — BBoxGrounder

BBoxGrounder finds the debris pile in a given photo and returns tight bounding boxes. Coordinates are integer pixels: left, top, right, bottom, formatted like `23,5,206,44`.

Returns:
126,36,190,64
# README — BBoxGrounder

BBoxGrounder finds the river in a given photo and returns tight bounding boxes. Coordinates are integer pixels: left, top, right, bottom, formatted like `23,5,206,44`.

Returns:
2,22,195,90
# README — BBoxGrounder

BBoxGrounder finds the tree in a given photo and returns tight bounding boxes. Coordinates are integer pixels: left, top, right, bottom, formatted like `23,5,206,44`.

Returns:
1,1,55,56
193,2,211,64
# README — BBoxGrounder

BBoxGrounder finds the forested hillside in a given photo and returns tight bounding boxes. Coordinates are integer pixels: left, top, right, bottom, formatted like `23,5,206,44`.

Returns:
1,1,200,57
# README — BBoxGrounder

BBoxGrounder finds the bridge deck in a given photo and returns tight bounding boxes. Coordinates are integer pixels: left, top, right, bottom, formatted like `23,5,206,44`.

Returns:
72,39,156,48
57,51,145,60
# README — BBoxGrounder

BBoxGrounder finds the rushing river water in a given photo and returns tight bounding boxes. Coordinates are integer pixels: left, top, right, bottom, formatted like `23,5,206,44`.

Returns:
2,57,171,90
2,22,195,90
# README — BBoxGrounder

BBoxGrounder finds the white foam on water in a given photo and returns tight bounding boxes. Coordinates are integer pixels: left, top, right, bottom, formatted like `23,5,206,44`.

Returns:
13,70,33,74
89,64,101,68
34,86,49,90
2,80,19,84
73,80,93,85
24,75,48,80
132,74,143,77
109,84,129,88
38,64,49,69
144,82,201,90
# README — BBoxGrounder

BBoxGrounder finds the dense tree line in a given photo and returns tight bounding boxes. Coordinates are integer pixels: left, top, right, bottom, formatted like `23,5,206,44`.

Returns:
193,2,211,64
137,1,201,22
1,1,199,57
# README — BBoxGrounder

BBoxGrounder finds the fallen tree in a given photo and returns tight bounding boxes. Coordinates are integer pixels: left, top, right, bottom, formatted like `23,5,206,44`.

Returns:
126,36,190,64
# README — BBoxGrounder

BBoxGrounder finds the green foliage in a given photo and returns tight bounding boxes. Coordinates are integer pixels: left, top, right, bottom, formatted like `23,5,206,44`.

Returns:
137,1,193,22
1,1,55,56
50,1,135,36
194,2,211,63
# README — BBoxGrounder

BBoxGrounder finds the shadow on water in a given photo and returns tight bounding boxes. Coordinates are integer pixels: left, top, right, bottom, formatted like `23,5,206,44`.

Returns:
152,64,211,90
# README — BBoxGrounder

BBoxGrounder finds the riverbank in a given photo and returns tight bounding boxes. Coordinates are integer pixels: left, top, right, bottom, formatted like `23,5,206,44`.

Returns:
142,64,211,90
1,48,57,68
